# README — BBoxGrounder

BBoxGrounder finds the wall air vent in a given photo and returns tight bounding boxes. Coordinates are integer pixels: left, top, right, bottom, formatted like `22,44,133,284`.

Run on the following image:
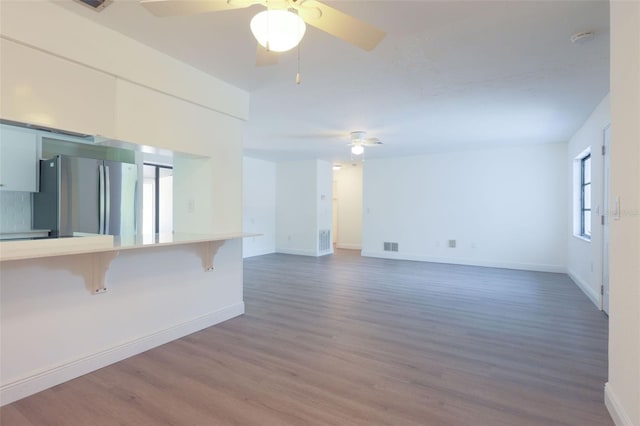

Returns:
319,230,331,252
383,242,399,252
73,0,113,11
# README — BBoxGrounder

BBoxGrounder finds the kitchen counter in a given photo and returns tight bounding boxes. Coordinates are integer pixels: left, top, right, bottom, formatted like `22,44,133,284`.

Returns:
0,229,50,240
0,231,259,293
0,232,257,262
0,233,115,261
114,232,258,251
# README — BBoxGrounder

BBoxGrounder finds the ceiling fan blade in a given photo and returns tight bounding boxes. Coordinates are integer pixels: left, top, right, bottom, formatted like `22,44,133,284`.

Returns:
298,0,386,51
364,138,383,146
256,44,279,66
140,0,258,17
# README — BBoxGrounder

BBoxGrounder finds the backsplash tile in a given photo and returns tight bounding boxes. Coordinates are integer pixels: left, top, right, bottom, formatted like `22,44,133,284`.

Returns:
0,191,32,233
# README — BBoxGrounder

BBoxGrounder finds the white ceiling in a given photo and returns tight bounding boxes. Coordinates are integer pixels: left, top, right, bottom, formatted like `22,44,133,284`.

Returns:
58,0,610,163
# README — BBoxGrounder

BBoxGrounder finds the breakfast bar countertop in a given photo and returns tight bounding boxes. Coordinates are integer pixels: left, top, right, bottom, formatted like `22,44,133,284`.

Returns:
0,229,51,241
0,232,259,262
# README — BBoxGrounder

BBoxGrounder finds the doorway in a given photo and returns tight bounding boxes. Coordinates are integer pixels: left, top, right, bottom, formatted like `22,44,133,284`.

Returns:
143,163,173,235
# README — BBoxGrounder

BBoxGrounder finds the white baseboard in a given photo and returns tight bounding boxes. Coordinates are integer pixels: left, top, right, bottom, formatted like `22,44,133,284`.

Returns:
336,243,361,250
605,382,635,426
0,302,245,406
361,251,566,273
243,249,276,258
276,248,320,257
567,269,601,309
275,248,316,256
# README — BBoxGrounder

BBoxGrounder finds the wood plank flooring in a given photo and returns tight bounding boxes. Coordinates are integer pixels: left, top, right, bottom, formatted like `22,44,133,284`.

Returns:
1,250,612,425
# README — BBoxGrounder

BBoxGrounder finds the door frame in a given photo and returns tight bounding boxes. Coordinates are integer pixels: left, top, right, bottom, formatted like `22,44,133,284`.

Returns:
601,124,611,314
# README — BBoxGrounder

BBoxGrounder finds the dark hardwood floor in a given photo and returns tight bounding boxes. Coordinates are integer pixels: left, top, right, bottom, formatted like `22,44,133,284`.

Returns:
1,250,612,425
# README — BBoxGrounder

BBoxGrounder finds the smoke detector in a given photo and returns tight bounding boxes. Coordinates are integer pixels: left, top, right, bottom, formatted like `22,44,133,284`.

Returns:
570,31,595,44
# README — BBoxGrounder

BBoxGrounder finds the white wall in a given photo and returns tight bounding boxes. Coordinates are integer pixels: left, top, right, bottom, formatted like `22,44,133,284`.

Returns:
316,160,333,254
243,157,276,257
0,2,248,125
0,192,31,233
362,143,568,272
0,1,247,405
566,95,611,307
605,2,640,425
276,160,318,256
334,163,363,250
275,160,333,256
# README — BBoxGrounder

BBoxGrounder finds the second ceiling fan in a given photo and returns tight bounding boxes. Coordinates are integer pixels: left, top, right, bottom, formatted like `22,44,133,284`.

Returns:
140,0,386,65
349,131,382,156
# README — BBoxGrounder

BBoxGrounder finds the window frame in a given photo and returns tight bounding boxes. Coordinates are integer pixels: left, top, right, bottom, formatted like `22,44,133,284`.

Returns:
579,153,592,240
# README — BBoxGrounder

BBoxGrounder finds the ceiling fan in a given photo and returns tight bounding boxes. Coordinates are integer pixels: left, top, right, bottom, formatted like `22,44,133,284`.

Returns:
349,130,382,156
140,0,386,66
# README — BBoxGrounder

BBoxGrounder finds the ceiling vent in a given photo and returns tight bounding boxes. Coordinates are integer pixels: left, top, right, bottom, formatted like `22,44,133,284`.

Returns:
73,0,113,12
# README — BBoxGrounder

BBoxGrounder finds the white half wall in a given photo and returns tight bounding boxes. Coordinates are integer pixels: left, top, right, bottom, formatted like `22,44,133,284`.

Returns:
243,157,276,258
606,2,640,425
362,144,568,272
334,163,363,250
0,240,244,405
566,94,611,308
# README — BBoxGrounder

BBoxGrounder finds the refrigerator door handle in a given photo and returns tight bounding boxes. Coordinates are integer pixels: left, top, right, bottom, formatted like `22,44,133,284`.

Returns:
99,164,105,234
105,165,111,235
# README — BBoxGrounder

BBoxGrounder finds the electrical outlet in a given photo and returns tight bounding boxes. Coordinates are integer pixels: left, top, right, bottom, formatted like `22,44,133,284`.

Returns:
187,199,195,214
448,240,456,248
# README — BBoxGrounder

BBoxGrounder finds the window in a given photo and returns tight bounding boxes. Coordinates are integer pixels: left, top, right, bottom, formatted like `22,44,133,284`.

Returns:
580,154,591,239
143,163,173,235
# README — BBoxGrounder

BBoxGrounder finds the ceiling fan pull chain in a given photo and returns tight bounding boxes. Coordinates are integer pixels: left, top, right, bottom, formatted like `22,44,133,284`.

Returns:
296,13,301,85
265,0,271,51
296,45,301,84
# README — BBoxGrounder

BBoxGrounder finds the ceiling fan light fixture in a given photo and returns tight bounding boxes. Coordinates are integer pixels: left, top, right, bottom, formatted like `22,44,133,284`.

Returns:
351,144,364,156
350,130,366,141
250,10,306,53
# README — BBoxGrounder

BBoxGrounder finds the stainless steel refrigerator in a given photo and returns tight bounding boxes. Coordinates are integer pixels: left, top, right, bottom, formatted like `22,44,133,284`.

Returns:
34,155,138,237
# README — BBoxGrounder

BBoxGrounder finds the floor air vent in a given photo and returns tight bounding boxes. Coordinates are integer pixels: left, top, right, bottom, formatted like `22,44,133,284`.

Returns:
383,242,399,252
319,230,331,252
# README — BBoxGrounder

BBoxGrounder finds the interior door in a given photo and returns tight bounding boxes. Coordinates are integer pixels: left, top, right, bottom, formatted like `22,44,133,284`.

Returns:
602,125,611,314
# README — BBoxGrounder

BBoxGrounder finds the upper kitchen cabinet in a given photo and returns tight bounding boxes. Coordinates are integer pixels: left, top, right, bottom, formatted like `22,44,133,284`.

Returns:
115,79,228,157
0,39,116,138
0,125,38,192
